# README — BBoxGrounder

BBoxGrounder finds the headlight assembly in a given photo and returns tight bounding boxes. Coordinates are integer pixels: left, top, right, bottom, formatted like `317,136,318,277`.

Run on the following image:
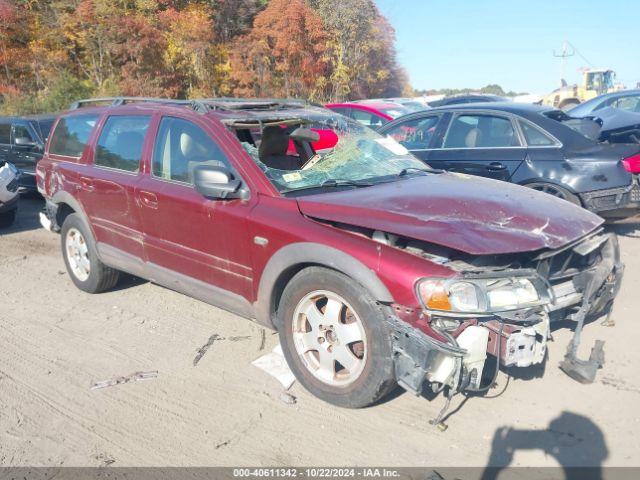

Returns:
416,276,545,316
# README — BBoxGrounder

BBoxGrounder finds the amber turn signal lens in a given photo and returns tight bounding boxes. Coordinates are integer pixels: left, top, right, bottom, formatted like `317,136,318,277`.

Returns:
418,280,452,311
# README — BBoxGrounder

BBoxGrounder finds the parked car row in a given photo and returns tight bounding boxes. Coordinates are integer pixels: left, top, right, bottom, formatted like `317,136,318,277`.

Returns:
30,96,624,416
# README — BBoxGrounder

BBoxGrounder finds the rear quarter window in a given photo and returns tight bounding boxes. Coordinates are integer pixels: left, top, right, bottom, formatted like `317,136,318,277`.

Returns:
49,114,99,157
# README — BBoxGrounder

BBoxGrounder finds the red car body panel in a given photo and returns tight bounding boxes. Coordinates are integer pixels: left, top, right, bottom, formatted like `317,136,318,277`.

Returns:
296,173,603,255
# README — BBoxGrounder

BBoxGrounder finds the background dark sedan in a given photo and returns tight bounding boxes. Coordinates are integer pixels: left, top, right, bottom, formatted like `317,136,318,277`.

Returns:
0,114,56,191
378,102,640,218
568,90,640,117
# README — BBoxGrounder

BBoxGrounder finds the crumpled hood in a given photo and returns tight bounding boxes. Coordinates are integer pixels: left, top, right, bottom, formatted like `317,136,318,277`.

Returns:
296,174,603,255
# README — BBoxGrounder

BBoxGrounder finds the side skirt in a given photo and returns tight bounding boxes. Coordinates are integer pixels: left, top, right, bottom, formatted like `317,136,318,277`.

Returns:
97,243,255,320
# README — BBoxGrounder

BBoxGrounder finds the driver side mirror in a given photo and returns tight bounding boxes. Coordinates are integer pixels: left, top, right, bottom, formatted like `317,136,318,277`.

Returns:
193,165,247,200
14,137,37,147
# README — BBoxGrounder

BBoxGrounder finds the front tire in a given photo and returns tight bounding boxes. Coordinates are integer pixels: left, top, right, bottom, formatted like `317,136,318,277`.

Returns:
277,267,396,408
61,213,119,293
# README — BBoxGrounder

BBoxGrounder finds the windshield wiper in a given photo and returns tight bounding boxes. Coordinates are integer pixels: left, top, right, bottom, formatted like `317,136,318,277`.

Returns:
319,179,374,188
398,167,444,177
282,178,373,195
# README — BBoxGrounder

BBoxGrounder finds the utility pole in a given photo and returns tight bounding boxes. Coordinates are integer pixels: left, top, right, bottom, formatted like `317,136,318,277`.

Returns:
553,40,575,85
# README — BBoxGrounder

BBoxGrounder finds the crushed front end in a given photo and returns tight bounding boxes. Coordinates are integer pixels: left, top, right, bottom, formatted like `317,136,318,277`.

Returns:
385,229,623,398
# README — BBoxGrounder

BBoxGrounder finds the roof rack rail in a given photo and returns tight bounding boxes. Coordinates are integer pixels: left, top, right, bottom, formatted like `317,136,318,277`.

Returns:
69,97,209,113
68,96,318,113
200,97,313,111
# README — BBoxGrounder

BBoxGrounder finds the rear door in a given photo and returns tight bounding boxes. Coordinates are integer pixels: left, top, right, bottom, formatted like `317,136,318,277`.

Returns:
427,112,527,181
78,114,151,260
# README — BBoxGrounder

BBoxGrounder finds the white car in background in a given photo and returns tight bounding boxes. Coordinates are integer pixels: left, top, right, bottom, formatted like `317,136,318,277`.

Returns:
0,161,19,227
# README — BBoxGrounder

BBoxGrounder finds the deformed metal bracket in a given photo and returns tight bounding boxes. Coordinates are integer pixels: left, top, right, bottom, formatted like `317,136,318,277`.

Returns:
559,339,605,384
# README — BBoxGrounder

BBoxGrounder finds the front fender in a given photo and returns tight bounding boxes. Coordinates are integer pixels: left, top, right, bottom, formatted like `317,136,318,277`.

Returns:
254,242,393,329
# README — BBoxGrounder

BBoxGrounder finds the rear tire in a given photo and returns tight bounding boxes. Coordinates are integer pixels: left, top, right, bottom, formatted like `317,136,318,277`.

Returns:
277,267,396,408
526,182,582,206
60,213,119,293
0,208,16,228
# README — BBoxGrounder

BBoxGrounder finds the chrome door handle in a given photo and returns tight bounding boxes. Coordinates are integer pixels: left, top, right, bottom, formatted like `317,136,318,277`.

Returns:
486,162,507,171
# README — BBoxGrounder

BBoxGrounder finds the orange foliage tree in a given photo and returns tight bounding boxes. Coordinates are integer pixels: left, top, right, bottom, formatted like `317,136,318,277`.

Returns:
230,0,330,99
0,0,409,113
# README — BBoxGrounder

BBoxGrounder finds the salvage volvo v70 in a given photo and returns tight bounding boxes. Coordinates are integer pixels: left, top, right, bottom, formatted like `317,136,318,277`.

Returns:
37,98,623,412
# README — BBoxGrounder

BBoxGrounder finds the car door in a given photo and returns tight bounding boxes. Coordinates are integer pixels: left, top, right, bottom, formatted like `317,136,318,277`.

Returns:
137,115,255,300
78,114,151,261
0,121,11,162
379,114,445,165
427,112,527,181
10,121,42,174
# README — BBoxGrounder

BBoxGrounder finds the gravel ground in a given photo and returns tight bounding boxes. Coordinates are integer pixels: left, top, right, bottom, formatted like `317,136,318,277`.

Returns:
1,195,639,468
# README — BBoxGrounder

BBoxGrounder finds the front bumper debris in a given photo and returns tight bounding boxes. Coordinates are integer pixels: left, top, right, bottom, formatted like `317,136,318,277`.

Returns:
388,232,623,398
558,233,623,383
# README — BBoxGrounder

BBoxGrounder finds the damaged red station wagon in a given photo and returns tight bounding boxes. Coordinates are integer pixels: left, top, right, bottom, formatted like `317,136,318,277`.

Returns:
38,98,623,412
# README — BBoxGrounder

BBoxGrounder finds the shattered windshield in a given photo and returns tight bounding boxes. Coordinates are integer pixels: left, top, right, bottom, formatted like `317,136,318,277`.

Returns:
230,112,429,195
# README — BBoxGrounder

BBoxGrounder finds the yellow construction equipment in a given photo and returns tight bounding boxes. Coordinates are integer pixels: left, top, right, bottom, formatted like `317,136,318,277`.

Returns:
543,69,625,110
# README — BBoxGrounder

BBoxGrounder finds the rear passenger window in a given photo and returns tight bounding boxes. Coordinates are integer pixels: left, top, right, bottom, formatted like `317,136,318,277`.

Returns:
49,114,99,157
444,114,519,148
352,109,385,128
383,115,441,149
152,117,230,184
519,121,556,146
94,116,150,172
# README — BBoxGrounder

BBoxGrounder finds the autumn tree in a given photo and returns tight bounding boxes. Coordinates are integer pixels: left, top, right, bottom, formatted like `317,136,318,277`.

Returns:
211,0,267,44
309,0,408,100
230,0,330,99
0,0,32,96
0,0,411,113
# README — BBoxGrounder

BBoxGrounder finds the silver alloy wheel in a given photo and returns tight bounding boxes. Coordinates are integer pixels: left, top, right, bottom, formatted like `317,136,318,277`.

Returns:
65,227,90,282
292,290,367,387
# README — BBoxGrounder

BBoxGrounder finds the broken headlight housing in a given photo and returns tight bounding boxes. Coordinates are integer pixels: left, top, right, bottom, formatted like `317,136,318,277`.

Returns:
416,276,546,316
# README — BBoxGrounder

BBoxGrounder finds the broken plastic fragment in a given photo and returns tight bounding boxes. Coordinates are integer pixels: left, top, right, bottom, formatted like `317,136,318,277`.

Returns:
252,345,296,389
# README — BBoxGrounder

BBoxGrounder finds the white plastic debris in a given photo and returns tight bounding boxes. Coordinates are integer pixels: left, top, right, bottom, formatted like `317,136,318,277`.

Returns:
252,344,296,389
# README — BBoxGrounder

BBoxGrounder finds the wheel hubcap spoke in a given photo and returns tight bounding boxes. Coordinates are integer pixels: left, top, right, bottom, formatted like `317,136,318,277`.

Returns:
335,321,363,345
333,345,358,372
323,298,343,323
304,303,325,330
